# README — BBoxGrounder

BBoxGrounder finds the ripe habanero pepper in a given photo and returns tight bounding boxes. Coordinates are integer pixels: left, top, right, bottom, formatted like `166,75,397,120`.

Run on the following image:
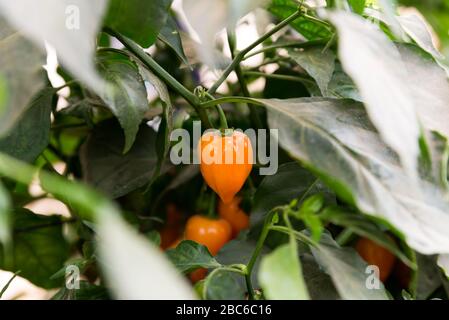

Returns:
355,237,396,282
218,196,249,238
185,215,232,283
198,130,253,204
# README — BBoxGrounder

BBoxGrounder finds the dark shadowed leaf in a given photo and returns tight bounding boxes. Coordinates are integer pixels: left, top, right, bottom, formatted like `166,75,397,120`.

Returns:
310,232,390,300
52,281,110,300
203,269,246,300
269,0,331,39
166,240,222,274
0,208,69,289
288,47,335,95
0,88,53,162
414,254,443,300
133,59,173,181
159,14,189,66
80,119,158,198
321,207,414,267
251,162,332,227
217,239,269,289
97,52,149,153
104,0,173,48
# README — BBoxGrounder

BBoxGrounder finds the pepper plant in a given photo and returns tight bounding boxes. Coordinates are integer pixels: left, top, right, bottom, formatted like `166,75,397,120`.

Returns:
0,0,449,300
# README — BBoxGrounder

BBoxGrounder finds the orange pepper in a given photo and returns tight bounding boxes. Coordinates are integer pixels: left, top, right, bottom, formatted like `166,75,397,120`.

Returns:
218,196,249,238
185,215,232,256
198,130,253,204
355,237,396,282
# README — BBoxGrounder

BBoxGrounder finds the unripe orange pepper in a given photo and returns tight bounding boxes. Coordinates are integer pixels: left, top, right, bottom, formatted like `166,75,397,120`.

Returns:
355,237,396,282
218,196,249,238
198,130,253,204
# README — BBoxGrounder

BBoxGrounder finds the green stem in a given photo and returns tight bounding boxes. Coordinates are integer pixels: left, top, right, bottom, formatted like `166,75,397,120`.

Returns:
204,92,228,129
227,30,263,129
207,192,217,218
269,225,316,247
208,10,303,94
336,228,355,246
243,39,328,60
245,207,282,299
104,27,212,128
244,71,315,85
54,80,79,91
201,96,264,109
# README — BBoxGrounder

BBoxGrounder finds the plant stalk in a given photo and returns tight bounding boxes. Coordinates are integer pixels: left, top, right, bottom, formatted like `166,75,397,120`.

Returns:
208,10,303,95
104,27,212,128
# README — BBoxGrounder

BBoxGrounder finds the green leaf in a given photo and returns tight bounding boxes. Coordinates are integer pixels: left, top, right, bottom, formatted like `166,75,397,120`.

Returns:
97,51,149,153
203,269,246,300
0,17,45,136
133,59,173,181
329,11,421,178
0,88,53,162
288,47,336,95
166,240,222,274
259,243,309,300
80,119,159,199
422,131,449,190
52,281,110,300
158,14,190,67
398,13,443,60
0,0,106,93
258,96,449,255
0,181,11,245
327,63,362,101
216,239,268,289
414,254,444,300
98,213,196,299
268,0,331,39
301,253,339,299
396,44,449,139
251,162,333,227
321,206,415,268
348,0,366,14
310,232,390,300
50,257,93,280
104,0,173,47
0,208,69,289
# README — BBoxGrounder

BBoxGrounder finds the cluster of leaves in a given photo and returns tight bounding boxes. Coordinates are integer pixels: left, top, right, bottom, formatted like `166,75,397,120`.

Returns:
0,0,449,300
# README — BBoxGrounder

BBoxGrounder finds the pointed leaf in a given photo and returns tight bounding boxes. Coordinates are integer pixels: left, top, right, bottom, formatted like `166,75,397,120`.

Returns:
310,232,390,300
166,240,222,274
